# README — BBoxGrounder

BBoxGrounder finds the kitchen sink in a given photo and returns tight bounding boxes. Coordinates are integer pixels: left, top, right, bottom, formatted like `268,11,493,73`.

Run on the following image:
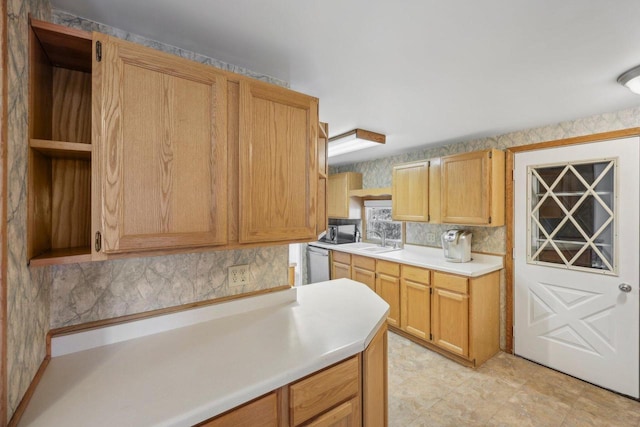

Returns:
357,245,402,254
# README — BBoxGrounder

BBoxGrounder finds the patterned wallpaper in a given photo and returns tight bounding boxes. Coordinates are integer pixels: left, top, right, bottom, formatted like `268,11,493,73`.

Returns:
6,0,52,419
50,247,288,328
331,106,640,349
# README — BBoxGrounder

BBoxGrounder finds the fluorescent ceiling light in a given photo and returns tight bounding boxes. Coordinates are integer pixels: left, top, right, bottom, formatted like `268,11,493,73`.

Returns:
618,65,640,95
328,129,386,158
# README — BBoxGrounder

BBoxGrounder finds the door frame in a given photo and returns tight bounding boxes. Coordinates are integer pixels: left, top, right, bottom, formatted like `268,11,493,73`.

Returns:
1,0,7,421
505,127,640,352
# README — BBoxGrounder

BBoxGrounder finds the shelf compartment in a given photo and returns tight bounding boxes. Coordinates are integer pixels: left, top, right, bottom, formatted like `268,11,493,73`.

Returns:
30,139,91,159
28,19,94,265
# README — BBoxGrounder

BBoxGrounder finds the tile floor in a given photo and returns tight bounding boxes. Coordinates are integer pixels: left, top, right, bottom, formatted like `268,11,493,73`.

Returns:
388,332,640,426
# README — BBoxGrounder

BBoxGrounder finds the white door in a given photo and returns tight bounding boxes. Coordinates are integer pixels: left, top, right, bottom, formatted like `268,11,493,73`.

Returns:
514,136,639,398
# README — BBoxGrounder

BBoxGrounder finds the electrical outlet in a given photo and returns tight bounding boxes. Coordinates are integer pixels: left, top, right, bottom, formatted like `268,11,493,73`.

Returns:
228,264,253,287
426,233,436,243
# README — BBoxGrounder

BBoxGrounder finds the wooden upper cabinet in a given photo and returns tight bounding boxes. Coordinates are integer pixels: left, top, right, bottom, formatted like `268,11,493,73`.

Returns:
238,80,318,243
440,149,505,226
92,34,228,254
327,172,362,219
392,159,440,222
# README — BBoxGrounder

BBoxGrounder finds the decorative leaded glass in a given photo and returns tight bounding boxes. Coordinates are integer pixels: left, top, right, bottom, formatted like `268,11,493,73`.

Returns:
527,159,616,274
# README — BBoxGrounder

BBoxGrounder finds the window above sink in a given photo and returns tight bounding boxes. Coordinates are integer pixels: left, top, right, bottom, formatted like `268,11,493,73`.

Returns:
364,200,403,247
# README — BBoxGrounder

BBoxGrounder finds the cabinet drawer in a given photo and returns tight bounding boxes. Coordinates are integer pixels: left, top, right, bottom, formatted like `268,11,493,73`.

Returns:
376,260,400,277
290,356,360,426
433,271,468,294
352,254,375,271
200,392,278,426
402,265,430,284
305,396,361,427
332,251,351,265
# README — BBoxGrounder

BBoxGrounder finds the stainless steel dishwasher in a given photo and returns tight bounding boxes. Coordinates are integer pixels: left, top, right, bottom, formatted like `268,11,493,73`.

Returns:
307,245,330,283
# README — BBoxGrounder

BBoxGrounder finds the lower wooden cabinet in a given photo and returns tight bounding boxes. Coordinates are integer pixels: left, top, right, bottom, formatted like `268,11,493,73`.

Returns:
432,287,469,357
352,255,376,291
430,270,500,365
375,260,401,327
331,251,352,280
199,324,387,427
330,249,500,367
400,265,431,341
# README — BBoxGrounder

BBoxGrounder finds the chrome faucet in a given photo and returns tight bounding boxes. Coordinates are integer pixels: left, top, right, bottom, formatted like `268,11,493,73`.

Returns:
367,229,386,247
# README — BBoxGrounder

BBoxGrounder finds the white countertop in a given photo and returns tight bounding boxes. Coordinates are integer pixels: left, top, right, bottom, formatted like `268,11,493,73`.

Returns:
310,242,503,277
19,280,389,427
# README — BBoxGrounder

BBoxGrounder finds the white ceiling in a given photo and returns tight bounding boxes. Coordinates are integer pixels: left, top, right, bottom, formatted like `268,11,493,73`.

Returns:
52,0,640,165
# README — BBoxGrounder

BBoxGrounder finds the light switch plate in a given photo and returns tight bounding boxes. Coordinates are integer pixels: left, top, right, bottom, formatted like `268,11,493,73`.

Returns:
229,264,253,287
426,233,436,243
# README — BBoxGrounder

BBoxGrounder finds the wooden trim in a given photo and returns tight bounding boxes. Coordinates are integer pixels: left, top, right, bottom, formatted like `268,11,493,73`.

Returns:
505,150,515,353
7,357,50,427
1,0,7,422
508,128,640,153
47,285,291,346
504,128,640,353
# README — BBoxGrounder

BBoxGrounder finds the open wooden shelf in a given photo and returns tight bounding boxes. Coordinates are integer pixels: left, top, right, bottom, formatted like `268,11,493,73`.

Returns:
349,187,392,199
29,246,92,267
30,139,91,159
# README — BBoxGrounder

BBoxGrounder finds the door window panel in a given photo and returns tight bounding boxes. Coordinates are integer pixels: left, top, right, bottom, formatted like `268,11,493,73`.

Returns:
528,159,616,274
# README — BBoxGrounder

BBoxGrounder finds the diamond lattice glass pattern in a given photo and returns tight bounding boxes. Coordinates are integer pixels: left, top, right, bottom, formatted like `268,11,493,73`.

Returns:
528,160,615,273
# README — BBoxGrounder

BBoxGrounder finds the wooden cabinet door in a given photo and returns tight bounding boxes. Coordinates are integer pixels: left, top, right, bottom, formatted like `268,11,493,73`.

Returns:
400,278,431,340
392,160,429,221
441,150,490,224
93,34,228,254
352,266,375,291
375,273,400,327
332,262,351,280
239,80,318,243
327,172,362,219
441,149,504,225
432,287,469,357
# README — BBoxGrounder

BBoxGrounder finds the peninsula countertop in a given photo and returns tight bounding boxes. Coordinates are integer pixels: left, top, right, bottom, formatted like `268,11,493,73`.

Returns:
19,280,389,427
309,242,504,277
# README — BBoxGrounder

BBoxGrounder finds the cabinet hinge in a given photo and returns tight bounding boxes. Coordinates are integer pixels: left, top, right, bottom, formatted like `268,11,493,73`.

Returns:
427,160,431,167
430,288,433,295
95,231,102,252
429,333,433,341
427,214,430,222
488,151,493,159
488,216,492,224
96,41,102,62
